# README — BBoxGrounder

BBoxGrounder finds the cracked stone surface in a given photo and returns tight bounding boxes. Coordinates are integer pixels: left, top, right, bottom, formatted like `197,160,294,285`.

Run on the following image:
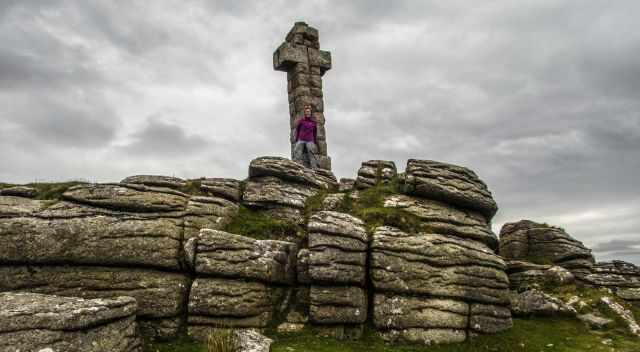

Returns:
0,292,141,352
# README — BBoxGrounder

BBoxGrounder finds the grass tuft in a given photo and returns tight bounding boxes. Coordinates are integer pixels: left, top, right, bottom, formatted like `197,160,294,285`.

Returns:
207,329,237,352
223,205,300,240
27,182,87,200
178,179,204,196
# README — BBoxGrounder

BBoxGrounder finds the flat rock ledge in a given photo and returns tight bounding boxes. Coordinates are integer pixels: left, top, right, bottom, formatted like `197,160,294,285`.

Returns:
499,220,595,279
185,229,297,285
370,226,512,344
584,261,640,300
355,160,397,189
120,175,187,189
404,159,498,220
0,292,141,352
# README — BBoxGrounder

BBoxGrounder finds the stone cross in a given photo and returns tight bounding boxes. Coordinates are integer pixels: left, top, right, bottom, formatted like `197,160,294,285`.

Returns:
273,22,332,170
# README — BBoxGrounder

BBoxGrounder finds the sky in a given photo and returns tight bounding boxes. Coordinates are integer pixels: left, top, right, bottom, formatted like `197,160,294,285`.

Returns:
1,1,639,264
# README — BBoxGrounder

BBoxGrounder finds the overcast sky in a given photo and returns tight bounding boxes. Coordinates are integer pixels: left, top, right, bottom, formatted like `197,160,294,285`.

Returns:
1,1,639,264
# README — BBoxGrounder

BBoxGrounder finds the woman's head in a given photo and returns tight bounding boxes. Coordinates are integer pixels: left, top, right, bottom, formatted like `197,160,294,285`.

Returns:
303,104,312,118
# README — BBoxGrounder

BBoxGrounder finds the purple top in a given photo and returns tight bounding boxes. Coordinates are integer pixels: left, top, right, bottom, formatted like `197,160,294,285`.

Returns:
296,117,317,142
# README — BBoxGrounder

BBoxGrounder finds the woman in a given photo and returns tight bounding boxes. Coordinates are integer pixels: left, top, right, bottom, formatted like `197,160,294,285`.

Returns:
292,104,319,168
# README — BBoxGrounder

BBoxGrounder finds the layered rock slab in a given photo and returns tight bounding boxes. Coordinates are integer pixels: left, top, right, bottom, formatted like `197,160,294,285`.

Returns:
120,175,187,189
506,260,575,290
584,261,640,302
0,292,141,352
0,197,183,270
371,226,509,305
499,220,595,278
404,159,498,220
310,286,367,324
248,156,337,190
355,160,397,189
183,196,239,240
374,294,468,344
0,266,188,319
184,229,297,285
383,194,498,249
200,178,242,202
187,278,286,338
307,211,368,286
370,225,512,343
243,157,337,224
62,183,188,213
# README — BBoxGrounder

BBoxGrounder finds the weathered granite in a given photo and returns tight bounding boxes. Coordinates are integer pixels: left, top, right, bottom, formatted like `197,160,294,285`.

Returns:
339,178,355,192
509,289,576,317
384,194,498,249
371,226,509,305
188,278,283,329
243,176,320,210
0,198,182,269
0,292,140,352
600,296,640,336
469,303,513,334
62,183,188,212
249,156,337,189
355,160,397,189
321,193,345,211
310,286,367,324
200,178,242,202
121,175,187,189
0,265,188,320
578,313,613,329
307,211,368,286
183,195,239,240
404,159,498,220
236,329,273,352
506,261,575,290
374,294,468,331
185,229,297,285
584,260,640,289
499,220,595,278
0,186,37,198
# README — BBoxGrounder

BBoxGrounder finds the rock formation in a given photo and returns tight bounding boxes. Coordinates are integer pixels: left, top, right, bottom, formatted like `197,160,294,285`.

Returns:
499,220,595,279
584,261,640,302
355,160,397,189
0,292,141,352
0,156,535,347
243,156,337,227
505,260,575,291
371,159,511,344
273,22,332,170
0,180,239,339
185,228,297,340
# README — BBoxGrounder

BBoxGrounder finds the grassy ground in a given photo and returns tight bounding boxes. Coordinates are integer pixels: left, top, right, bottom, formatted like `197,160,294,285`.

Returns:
142,318,640,352
0,181,87,200
222,205,301,240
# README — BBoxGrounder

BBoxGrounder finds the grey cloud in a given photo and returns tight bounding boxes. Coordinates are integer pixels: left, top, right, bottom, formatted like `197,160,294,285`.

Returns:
2,94,118,149
121,118,210,157
592,239,640,253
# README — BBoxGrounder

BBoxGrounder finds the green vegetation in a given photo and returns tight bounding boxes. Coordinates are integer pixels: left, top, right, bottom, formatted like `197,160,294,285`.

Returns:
206,329,237,352
223,205,300,240
143,318,640,352
339,180,424,234
30,182,87,200
143,335,204,352
178,179,205,196
521,255,554,266
0,182,87,200
304,190,328,219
